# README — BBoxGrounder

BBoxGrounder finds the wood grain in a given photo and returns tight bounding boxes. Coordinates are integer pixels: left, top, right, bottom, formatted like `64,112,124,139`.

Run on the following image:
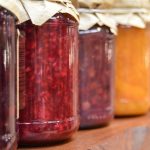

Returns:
19,114,150,150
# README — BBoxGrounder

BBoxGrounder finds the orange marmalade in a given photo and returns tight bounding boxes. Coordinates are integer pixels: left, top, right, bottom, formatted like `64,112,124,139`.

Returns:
115,25,150,116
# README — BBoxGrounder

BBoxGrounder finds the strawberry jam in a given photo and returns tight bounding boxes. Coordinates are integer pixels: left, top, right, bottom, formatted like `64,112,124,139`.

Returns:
18,14,79,145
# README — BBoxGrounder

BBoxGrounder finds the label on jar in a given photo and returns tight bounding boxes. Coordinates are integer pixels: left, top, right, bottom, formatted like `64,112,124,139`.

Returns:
19,0,79,25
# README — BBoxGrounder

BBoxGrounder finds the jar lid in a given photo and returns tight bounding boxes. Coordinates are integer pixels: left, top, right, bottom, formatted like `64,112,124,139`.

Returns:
78,9,117,34
113,0,150,8
0,0,28,22
19,0,79,25
79,8,150,30
107,8,150,28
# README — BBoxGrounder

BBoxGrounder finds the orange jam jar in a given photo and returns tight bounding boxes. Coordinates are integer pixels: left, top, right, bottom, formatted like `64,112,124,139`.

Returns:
115,24,150,116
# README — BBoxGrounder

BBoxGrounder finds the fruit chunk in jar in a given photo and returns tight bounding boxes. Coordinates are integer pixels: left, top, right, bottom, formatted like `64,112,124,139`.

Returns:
0,7,17,150
79,27,114,128
115,25,150,116
18,13,79,145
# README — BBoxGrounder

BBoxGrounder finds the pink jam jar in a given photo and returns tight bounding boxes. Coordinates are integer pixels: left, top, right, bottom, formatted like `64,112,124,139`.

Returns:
79,26,114,129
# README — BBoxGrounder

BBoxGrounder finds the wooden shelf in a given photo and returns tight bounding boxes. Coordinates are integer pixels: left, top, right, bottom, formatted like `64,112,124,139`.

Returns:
19,114,150,150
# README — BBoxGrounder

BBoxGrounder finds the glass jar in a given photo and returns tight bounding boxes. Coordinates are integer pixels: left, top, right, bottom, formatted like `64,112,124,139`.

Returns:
0,7,17,150
79,26,114,129
115,25,150,116
18,13,79,145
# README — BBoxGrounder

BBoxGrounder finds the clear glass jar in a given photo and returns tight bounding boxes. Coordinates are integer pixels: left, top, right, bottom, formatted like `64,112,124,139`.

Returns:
0,7,17,150
18,13,79,145
115,25,150,116
79,26,114,129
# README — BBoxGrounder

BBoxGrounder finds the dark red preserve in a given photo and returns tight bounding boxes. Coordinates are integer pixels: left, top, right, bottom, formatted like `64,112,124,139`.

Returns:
18,13,79,145
0,7,17,150
79,27,114,128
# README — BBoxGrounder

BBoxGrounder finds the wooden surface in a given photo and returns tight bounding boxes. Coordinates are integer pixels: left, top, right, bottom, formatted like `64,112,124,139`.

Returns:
19,114,150,150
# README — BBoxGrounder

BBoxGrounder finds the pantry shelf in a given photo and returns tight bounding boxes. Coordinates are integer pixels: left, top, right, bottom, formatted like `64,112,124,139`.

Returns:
19,114,150,150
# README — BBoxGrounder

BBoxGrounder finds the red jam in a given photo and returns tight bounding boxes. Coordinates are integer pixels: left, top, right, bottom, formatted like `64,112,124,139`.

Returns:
0,7,17,150
18,14,79,146
79,27,114,128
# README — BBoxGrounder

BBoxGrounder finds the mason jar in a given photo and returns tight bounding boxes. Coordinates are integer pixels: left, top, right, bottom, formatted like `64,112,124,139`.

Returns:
79,26,114,128
0,7,17,150
18,13,79,145
115,24,150,116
